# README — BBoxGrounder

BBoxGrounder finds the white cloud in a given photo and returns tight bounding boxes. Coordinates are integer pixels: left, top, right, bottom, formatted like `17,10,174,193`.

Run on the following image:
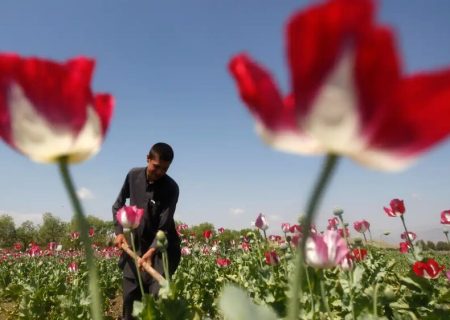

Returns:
77,187,94,200
230,208,245,216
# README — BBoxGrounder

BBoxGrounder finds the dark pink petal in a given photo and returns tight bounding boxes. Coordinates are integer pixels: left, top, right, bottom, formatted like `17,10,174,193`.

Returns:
369,70,450,154
228,54,296,130
94,94,114,136
287,0,374,114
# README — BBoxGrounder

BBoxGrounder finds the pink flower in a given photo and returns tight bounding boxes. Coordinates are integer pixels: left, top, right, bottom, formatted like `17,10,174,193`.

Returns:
88,227,95,237
281,223,291,233
0,54,114,163
116,205,144,229
384,199,405,217
68,261,78,272
70,231,80,241
399,241,410,253
181,247,191,256
446,270,450,282
228,0,450,171
29,244,41,257
216,257,231,268
353,220,370,233
48,242,57,251
264,250,280,266
201,246,210,255
218,227,225,234
13,242,22,251
254,213,269,231
401,231,416,242
412,259,444,279
338,228,350,238
289,224,302,233
327,217,339,230
440,210,450,224
241,242,250,252
306,230,349,268
268,235,282,242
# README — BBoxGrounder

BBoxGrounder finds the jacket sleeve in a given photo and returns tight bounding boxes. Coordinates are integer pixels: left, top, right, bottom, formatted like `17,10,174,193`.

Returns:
150,184,179,250
112,172,130,235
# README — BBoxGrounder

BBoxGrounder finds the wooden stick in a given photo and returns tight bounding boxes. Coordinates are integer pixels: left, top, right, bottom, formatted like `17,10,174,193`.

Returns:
120,243,165,284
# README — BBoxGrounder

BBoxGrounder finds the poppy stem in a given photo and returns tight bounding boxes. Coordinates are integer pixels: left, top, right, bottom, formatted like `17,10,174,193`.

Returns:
287,154,340,320
58,157,103,320
400,215,416,259
130,232,145,297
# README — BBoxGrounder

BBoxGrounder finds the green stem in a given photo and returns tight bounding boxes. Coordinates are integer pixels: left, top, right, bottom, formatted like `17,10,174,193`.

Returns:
58,157,103,320
319,273,332,319
287,154,340,320
373,282,380,317
305,266,315,314
130,232,145,297
400,215,416,259
162,251,170,283
443,231,450,246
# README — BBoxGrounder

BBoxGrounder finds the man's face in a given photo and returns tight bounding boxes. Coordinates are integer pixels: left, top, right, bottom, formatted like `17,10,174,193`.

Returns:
146,154,171,182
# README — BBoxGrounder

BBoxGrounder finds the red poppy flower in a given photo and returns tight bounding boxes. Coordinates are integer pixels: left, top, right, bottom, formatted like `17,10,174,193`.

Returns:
384,199,405,217
352,248,367,261
353,220,370,233
0,54,114,163
412,259,445,279
216,257,231,268
228,0,450,171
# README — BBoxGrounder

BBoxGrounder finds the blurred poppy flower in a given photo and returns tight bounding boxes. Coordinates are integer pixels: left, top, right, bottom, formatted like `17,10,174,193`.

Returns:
412,259,444,279
327,217,339,230
384,199,405,217
289,224,302,233
228,0,450,171
181,246,191,256
216,257,231,268
116,205,144,230
401,231,416,241
203,229,213,240
399,241,410,253
254,213,269,231
305,230,349,268
281,223,291,233
440,210,450,225
352,248,367,261
0,54,114,163
264,250,280,266
353,220,370,233
68,261,79,272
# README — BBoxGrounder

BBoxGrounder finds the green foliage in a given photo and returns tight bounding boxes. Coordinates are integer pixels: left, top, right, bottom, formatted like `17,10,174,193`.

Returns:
0,215,16,247
38,213,68,245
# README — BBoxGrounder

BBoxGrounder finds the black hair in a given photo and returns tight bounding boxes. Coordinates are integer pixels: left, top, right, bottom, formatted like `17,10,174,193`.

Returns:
148,142,174,162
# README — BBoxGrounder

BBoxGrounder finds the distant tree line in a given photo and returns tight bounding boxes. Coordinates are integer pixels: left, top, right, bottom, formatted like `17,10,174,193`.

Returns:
416,239,450,251
0,213,115,250
0,214,258,250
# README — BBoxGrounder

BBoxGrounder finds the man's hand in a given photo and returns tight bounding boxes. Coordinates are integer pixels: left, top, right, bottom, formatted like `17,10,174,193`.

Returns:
114,233,128,248
138,247,156,269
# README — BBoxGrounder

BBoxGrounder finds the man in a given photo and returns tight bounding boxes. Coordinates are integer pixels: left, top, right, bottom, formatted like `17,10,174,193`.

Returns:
112,142,181,320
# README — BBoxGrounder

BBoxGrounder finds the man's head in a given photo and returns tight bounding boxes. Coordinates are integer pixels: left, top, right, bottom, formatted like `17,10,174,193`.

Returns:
146,142,174,182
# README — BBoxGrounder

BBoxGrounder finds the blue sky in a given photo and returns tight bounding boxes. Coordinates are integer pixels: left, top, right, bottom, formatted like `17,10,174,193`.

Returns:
1,0,449,243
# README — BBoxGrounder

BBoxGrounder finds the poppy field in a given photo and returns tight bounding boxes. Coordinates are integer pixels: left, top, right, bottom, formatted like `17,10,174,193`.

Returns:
1,210,450,320
1,0,450,319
